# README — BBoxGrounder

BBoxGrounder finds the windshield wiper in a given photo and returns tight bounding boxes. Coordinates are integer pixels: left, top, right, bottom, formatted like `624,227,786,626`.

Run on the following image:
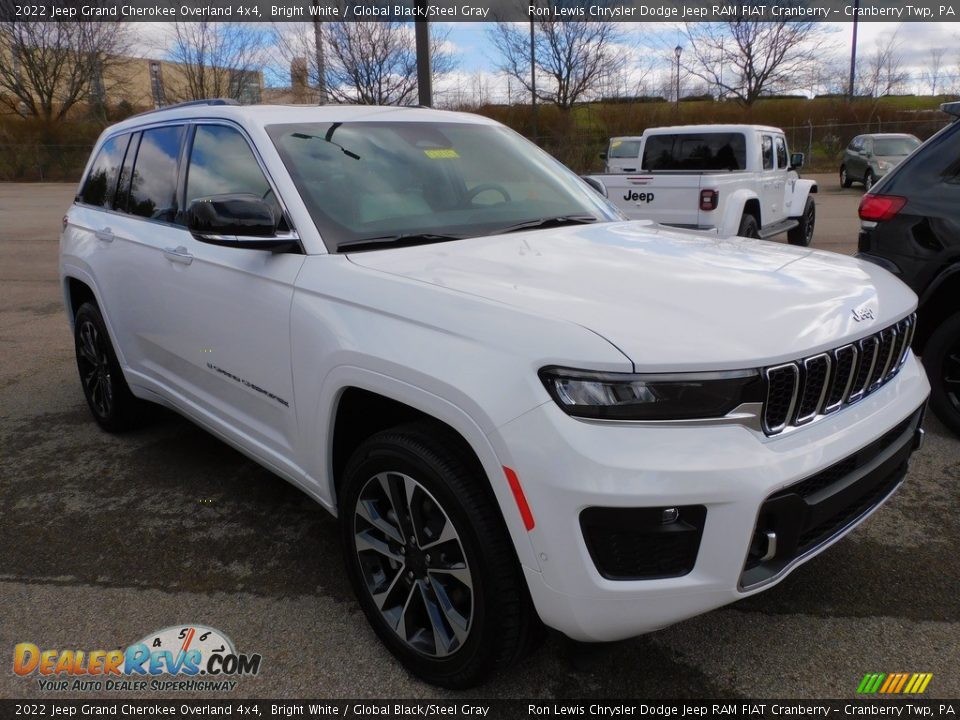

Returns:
491,215,598,235
338,233,467,252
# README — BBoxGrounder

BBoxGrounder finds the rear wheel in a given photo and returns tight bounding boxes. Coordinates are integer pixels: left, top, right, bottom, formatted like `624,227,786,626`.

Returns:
787,197,816,247
737,213,760,239
339,421,538,688
923,311,960,437
840,166,852,188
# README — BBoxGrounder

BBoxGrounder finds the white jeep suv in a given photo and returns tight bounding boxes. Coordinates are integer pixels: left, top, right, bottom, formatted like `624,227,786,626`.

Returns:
60,101,929,688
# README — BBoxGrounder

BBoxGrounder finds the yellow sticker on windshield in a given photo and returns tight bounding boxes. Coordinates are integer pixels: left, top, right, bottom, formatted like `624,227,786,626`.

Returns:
610,140,622,148
424,148,459,159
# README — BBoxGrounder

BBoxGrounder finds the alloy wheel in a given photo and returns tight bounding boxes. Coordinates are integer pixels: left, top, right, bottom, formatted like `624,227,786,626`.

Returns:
353,471,474,658
77,319,113,418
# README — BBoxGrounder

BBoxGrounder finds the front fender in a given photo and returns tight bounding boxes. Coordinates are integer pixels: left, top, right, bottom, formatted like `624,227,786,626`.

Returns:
787,178,818,218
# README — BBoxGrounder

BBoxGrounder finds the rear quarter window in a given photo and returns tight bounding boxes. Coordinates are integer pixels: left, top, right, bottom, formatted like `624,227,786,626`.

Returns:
79,134,130,208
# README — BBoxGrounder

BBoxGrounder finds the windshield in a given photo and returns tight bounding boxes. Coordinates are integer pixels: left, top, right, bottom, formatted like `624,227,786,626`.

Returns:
642,132,747,171
872,137,920,156
267,121,620,251
608,139,642,159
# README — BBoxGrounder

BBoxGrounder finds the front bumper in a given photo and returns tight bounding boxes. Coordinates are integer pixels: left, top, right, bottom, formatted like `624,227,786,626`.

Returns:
490,355,930,641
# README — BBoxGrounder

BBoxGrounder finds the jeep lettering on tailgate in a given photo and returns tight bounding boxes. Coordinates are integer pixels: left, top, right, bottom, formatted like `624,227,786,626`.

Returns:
624,190,655,203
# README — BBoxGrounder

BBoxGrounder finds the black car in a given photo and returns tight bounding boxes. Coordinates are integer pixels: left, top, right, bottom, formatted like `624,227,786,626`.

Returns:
856,101,960,436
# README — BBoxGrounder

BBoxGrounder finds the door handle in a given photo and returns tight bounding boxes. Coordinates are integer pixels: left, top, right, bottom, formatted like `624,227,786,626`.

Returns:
163,246,194,265
95,227,115,243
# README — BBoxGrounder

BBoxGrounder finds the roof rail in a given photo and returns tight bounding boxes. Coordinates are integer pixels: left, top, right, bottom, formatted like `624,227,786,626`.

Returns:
942,101,960,118
131,98,240,118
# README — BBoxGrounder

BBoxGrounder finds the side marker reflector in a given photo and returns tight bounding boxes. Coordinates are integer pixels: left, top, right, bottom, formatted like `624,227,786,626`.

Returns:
503,466,535,531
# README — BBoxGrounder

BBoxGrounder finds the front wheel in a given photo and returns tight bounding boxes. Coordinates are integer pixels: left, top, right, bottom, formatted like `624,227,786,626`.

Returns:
840,166,852,188
864,171,876,192
339,422,538,688
787,197,816,246
923,311,960,437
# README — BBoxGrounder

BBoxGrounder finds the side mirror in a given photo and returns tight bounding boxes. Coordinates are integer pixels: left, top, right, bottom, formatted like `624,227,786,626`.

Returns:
790,152,805,170
599,152,607,160
581,176,607,197
186,195,297,251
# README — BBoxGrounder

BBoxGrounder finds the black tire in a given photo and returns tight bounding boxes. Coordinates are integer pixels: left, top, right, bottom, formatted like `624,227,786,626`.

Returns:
73,302,145,432
864,170,875,192
787,197,816,247
737,213,760,239
339,421,539,688
922,311,960,437
840,166,852,188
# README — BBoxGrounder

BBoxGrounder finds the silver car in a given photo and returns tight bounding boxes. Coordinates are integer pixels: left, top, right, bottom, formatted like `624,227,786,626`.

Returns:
840,133,920,191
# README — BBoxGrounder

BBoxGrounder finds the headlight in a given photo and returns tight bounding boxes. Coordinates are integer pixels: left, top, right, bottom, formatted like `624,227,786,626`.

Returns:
877,160,890,171
539,366,764,421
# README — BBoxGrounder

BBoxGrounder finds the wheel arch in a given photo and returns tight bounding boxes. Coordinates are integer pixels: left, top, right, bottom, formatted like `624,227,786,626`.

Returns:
64,274,98,330
320,371,540,572
718,189,760,235
917,267,960,354
788,179,818,218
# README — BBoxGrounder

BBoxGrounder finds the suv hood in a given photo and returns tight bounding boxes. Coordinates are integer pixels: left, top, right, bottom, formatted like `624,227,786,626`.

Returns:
347,221,916,370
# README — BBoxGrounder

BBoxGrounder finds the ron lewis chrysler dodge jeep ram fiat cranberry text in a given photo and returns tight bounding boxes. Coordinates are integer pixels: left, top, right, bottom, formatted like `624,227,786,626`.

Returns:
60,101,930,688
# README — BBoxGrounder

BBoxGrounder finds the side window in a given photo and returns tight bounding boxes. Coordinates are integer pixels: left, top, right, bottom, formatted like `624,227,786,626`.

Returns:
851,137,863,151
185,124,272,205
761,135,774,170
128,125,184,222
775,137,788,169
79,134,130,208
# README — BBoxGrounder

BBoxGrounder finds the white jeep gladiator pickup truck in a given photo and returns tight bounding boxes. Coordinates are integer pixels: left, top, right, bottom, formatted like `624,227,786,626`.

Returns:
61,102,928,688
587,124,818,245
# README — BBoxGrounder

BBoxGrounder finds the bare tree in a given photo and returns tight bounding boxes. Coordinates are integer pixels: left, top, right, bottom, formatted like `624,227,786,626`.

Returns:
857,31,908,97
920,48,946,96
272,20,454,106
489,19,630,110
678,20,827,106
0,19,132,122
166,22,268,103
321,21,454,105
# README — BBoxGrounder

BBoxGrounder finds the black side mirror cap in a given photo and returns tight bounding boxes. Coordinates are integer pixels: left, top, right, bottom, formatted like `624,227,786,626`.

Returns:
186,195,298,251
581,176,607,197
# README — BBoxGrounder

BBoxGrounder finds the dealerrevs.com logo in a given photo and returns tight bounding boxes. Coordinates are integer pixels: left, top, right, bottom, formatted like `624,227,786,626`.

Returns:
13,625,262,693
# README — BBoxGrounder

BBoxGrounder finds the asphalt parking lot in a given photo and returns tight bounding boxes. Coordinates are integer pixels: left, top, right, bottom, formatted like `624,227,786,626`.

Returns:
1,177,957,700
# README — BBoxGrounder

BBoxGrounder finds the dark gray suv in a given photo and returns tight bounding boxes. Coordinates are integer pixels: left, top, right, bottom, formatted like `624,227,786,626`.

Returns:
840,133,921,191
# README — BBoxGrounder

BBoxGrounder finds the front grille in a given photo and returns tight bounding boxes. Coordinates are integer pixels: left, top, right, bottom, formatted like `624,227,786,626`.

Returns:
741,405,923,589
762,314,915,436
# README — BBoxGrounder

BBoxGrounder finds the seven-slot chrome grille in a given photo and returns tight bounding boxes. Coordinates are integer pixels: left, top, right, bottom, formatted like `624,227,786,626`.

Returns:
762,313,916,435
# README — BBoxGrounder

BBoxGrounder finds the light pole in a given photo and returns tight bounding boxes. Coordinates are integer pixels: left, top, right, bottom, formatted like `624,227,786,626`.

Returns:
848,0,860,99
530,18,537,144
674,45,683,113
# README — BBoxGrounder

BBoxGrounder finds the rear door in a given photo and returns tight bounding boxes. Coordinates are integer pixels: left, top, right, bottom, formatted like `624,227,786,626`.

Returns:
758,133,781,226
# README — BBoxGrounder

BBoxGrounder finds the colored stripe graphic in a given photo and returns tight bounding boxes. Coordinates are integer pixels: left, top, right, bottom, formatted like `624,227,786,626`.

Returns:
858,672,932,694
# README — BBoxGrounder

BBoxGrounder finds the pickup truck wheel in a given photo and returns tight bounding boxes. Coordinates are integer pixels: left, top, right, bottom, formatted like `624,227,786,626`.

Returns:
340,422,536,688
864,171,875,192
737,213,760,239
73,302,145,432
923,311,960,437
787,198,816,247
840,166,852,188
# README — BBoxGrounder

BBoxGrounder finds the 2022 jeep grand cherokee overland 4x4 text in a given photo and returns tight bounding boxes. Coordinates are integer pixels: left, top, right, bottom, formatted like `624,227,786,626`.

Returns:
61,101,930,688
